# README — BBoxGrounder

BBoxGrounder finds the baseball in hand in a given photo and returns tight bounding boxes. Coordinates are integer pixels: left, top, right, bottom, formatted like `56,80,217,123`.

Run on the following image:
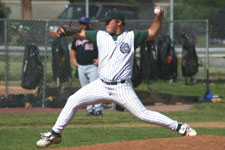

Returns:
154,8,161,14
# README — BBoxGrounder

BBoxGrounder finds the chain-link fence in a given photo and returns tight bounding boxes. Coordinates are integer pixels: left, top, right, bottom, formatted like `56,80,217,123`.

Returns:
1,18,223,108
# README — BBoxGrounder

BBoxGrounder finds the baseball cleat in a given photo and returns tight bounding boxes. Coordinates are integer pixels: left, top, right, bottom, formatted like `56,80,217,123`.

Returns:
178,123,197,136
36,132,62,148
96,111,103,117
87,111,95,117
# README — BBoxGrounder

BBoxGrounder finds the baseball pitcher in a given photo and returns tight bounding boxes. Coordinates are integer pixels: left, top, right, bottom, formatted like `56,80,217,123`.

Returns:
36,6,197,148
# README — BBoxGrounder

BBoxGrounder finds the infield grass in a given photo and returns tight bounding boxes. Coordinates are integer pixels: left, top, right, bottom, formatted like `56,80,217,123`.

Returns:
135,79,225,99
0,102,225,150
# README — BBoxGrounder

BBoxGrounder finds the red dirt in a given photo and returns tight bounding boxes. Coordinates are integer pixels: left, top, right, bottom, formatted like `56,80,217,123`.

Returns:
48,135,225,150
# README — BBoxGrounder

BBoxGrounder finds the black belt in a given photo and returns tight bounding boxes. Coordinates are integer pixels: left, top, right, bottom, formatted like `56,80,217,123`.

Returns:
79,63,94,65
101,79,126,85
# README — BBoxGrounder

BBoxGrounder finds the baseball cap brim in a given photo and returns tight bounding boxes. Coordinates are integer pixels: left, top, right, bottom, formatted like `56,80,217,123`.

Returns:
99,16,113,21
99,9,124,22
79,21,88,24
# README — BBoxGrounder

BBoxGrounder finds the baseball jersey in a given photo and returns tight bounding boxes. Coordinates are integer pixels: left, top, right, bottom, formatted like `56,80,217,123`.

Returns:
71,38,98,65
86,30,148,81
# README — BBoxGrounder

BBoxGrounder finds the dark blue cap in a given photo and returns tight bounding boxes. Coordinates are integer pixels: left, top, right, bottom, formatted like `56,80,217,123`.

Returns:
79,16,90,24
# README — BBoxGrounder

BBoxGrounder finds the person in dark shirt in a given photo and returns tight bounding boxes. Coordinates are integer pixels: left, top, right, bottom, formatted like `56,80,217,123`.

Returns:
70,17,103,117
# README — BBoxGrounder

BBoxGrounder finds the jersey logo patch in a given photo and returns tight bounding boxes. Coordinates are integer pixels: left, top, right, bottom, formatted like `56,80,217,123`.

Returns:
120,42,131,53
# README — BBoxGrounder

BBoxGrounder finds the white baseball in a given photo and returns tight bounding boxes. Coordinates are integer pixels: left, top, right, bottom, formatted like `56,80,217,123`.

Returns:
154,8,161,14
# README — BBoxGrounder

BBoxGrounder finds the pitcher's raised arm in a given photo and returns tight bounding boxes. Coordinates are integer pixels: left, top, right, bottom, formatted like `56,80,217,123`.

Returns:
57,25,87,39
146,6,164,41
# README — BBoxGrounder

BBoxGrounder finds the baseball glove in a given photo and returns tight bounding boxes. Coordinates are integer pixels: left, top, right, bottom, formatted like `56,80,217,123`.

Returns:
58,25,81,37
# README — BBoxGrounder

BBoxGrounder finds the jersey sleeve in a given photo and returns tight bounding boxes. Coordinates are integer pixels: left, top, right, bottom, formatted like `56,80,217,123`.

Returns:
133,30,149,49
85,30,98,46
71,38,76,50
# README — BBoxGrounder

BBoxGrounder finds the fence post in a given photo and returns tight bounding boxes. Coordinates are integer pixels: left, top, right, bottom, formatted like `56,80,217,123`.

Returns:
170,0,174,46
4,20,9,96
42,20,49,107
205,19,209,92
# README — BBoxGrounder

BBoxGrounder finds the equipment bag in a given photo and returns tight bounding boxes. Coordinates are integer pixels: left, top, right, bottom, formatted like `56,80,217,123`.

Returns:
157,36,178,80
51,37,72,82
21,44,43,89
182,34,199,77
131,58,142,88
0,94,25,108
44,96,67,108
140,40,157,80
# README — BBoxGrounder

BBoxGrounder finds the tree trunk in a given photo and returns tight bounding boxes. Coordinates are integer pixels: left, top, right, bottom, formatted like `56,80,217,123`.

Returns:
22,0,32,19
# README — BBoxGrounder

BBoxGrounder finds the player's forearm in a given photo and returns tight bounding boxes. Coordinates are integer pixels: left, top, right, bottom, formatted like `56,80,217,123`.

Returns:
149,15,163,39
71,50,78,67
71,58,78,67
73,30,87,39
57,26,87,39
93,59,99,66
147,7,164,41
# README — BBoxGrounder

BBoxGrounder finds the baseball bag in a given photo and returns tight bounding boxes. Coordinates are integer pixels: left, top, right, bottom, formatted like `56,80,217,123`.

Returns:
51,37,72,82
0,94,26,108
140,40,157,80
182,34,199,77
21,44,43,89
157,35,177,80
44,96,67,108
131,58,142,88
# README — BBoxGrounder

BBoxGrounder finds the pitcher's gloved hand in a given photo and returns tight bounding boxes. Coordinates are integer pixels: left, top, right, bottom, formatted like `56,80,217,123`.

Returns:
57,25,81,37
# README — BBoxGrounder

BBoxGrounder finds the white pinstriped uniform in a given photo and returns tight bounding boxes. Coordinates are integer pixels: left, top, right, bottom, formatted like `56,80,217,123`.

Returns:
52,30,178,133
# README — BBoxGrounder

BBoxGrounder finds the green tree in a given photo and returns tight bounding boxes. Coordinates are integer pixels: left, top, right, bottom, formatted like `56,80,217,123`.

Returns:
173,0,225,20
0,2,11,18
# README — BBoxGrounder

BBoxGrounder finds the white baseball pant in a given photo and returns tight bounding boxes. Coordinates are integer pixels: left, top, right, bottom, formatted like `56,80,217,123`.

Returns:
52,79,178,133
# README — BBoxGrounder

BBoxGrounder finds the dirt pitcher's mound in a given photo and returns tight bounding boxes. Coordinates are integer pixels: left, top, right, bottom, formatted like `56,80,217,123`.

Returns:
49,135,225,150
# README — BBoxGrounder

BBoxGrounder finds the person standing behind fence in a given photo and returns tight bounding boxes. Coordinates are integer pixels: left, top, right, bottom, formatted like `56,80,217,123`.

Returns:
70,17,103,117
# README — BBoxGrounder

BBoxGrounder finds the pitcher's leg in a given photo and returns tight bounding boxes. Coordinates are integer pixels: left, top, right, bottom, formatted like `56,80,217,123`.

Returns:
128,97,178,130
114,82,178,131
52,79,108,133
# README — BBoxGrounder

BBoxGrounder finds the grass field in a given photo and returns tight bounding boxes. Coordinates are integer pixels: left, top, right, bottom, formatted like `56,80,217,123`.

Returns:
135,79,225,99
0,102,225,150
